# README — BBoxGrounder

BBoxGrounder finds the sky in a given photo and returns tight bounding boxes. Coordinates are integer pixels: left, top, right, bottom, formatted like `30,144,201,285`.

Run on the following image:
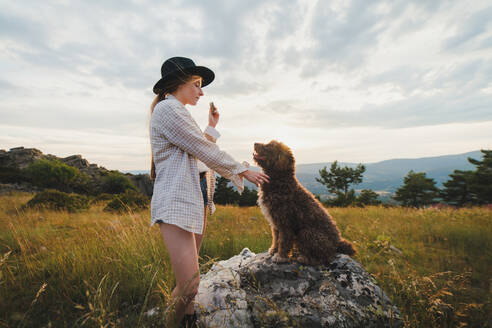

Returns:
1,0,491,171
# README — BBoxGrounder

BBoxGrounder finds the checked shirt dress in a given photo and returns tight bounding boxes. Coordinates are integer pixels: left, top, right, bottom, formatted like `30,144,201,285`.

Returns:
149,95,247,234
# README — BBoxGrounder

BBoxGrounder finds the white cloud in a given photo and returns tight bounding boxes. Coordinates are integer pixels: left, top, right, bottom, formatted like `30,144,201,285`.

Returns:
1,0,491,170
0,124,149,170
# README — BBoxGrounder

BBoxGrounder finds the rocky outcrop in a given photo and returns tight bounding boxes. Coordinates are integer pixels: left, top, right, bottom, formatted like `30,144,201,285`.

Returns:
196,248,403,328
0,147,108,177
0,146,153,196
0,147,44,169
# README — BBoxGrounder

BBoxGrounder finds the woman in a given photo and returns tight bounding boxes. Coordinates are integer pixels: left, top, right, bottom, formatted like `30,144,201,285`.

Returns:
149,57,269,327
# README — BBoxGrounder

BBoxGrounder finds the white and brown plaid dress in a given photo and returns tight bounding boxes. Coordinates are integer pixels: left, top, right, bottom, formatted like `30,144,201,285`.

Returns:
150,95,247,234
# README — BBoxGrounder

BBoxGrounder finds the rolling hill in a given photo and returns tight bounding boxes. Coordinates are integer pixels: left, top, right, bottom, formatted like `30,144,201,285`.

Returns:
126,150,483,195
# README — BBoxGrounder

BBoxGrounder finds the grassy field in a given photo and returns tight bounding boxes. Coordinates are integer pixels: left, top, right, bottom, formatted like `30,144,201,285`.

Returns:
0,192,491,327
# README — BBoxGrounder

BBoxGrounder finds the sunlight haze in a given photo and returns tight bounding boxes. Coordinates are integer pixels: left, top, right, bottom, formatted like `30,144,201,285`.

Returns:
1,0,491,170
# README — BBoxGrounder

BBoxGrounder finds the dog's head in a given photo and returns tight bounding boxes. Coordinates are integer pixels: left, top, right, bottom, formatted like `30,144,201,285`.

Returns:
253,140,295,174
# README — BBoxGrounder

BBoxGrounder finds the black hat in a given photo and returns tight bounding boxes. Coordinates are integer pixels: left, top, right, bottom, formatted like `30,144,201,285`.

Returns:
153,57,215,94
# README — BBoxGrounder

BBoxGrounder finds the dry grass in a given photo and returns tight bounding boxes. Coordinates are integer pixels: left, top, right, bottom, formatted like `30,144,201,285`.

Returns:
0,192,490,327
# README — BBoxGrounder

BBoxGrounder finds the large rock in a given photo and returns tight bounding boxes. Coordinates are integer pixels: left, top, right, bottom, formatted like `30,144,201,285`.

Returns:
195,248,403,328
0,146,106,176
0,147,44,169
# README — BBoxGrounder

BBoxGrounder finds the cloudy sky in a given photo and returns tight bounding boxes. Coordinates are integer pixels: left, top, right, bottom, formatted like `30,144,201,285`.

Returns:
1,0,491,171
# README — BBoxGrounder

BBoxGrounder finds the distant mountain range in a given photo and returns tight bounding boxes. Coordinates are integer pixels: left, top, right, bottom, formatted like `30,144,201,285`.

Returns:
125,150,483,195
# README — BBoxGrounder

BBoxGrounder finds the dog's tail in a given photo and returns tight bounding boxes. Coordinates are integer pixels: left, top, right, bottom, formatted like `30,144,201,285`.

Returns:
337,238,356,256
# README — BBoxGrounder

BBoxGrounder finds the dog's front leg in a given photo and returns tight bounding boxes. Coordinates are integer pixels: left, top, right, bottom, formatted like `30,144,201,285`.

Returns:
269,227,279,255
272,231,293,263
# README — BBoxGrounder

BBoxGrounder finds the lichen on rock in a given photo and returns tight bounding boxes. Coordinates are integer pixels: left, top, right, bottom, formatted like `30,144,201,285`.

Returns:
196,248,403,328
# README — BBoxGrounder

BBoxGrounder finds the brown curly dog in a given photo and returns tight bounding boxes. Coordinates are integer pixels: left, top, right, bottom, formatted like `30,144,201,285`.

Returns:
253,140,356,265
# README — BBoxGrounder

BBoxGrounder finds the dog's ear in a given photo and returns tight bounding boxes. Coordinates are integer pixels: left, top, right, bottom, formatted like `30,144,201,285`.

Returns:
276,151,294,171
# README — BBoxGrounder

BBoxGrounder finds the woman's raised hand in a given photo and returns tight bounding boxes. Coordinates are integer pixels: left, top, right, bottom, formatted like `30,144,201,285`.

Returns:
208,102,220,128
240,170,270,187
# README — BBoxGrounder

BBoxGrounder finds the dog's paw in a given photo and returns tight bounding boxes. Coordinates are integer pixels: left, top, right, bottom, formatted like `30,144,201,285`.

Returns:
268,247,277,255
271,254,289,263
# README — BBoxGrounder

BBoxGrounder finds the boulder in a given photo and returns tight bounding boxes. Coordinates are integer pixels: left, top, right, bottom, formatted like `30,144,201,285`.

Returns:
0,147,44,169
196,248,403,328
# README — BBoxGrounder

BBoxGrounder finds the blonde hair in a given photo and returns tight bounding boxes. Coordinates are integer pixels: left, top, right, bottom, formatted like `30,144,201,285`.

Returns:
149,75,202,181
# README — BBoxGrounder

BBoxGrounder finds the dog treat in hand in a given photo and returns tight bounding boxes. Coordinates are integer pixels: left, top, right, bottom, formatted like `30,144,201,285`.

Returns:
210,102,217,115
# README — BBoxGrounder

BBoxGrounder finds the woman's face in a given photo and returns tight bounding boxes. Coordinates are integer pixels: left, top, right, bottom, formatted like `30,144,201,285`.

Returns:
175,76,204,106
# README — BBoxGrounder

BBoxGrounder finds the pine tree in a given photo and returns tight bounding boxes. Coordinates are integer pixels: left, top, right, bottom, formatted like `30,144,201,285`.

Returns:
393,170,439,207
468,150,492,204
316,161,365,206
441,170,475,206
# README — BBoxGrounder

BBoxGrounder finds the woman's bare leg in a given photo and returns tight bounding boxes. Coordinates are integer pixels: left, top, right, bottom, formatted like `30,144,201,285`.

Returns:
184,209,208,314
159,223,200,328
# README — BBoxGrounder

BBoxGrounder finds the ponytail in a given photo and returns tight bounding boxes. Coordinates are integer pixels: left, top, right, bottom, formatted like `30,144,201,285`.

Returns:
150,93,165,181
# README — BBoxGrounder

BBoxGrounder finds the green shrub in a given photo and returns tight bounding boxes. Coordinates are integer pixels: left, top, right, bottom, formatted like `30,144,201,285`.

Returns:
0,166,31,184
25,159,89,193
214,176,240,205
23,189,89,212
90,193,114,204
103,190,149,213
356,189,382,207
238,186,258,207
214,178,258,206
325,190,357,207
100,171,136,194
